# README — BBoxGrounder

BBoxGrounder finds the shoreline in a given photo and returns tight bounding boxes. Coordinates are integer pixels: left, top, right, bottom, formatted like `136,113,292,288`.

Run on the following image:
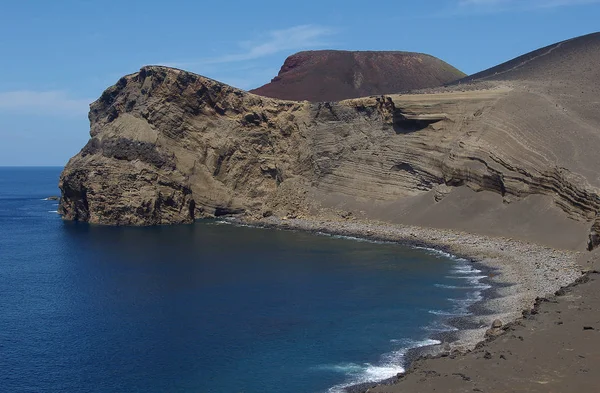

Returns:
227,215,584,390
343,259,501,393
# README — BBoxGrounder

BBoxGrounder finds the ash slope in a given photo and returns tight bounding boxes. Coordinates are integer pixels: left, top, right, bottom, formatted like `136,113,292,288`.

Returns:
60,32,600,250
458,31,600,84
250,50,465,102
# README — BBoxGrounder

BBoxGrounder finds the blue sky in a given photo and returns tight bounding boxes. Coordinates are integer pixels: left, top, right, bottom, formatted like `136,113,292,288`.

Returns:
0,0,599,166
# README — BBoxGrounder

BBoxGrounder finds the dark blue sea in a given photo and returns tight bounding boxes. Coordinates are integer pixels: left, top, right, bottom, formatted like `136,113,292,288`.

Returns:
0,167,490,393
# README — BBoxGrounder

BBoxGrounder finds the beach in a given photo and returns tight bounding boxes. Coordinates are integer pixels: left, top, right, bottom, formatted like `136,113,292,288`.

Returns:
234,215,588,391
369,258,600,393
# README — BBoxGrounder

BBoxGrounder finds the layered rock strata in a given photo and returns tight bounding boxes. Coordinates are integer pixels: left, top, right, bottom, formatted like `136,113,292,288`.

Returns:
60,33,600,250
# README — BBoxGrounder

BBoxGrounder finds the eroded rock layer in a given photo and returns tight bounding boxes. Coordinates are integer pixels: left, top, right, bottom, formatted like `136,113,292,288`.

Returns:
60,33,600,250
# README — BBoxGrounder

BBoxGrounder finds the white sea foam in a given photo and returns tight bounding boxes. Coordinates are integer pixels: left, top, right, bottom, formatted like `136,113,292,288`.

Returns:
322,243,490,393
428,309,472,316
446,275,488,281
48,210,59,214
214,219,489,393
415,246,467,261
429,258,492,321
316,232,391,244
323,338,441,393
448,293,483,305
423,321,459,332
215,219,258,228
451,266,482,274
235,223,256,228
465,276,490,285
435,283,491,290
322,242,488,393
416,338,442,347
388,338,442,349
361,364,406,380
326,365,405,393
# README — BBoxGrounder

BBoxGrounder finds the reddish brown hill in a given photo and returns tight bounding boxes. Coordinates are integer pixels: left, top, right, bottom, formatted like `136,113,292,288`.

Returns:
250,50,466,102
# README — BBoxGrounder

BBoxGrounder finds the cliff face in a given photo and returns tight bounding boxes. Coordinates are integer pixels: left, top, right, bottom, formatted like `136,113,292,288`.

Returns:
60,68,312,225
60,33,600,249
250,50,466,101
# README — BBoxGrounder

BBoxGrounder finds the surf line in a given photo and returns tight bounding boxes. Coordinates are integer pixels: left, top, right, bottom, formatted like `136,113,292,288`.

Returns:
215,217,497,390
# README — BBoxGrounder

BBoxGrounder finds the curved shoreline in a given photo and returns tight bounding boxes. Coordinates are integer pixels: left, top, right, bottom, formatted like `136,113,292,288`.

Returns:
229,215,584,390
343,258,500,393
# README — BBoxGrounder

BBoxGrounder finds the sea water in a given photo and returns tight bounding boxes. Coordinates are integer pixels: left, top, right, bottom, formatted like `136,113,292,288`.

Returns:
0,167,490,393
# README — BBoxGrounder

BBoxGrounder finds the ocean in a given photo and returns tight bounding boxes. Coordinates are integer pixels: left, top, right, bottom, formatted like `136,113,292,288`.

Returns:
0,167,490,393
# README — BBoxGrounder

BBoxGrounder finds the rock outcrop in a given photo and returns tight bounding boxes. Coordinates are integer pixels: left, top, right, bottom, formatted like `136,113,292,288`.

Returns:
250,50,466,102
60,33,600,250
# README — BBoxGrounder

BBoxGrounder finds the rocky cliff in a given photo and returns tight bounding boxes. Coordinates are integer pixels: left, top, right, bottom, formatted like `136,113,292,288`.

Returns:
60,33,600,250
250,50,466,101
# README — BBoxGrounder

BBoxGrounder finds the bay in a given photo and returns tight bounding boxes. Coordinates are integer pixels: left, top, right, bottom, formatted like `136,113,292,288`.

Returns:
0,167,487,393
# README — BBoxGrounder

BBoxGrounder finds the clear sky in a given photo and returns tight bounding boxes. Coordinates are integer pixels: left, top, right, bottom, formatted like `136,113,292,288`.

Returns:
0,0,599,166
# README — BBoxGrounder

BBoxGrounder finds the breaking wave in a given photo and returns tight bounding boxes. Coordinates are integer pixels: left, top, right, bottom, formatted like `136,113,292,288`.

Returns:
322,339,442,393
